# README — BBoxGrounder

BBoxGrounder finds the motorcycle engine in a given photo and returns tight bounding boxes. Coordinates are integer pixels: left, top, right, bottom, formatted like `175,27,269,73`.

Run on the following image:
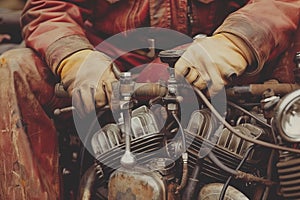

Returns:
88,54,271,199
90,102,268,199
273,89,300,199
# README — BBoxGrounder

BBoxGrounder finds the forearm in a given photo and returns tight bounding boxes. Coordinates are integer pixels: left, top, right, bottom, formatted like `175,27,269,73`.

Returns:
215,0,300,75
21,0,94,72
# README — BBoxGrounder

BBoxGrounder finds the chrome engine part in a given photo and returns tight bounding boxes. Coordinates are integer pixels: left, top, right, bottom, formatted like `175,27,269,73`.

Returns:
187,109,265,160
89,66,269,199
89,104,268,199
185,129,266,195
277,151,300,199
273,90,300,199
91,105,160,156
216,123,264,160
186,109,267,184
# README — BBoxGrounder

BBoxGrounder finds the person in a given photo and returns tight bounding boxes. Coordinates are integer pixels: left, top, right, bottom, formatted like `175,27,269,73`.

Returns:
0,0,299,199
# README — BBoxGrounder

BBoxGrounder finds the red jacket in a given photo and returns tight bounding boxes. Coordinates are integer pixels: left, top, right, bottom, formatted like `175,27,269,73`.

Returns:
21,0,300,80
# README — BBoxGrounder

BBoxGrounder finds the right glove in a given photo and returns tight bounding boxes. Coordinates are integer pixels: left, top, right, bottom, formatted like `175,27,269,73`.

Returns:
175,33,255,96
57,49,118,116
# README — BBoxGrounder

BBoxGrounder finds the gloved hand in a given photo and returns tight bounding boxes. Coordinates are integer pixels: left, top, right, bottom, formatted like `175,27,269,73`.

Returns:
57,49,118,116
175,33,255,95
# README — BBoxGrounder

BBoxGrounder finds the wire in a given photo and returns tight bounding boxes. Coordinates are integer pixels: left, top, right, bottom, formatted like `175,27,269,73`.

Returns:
261,149,276,200
208,151,238,176
193,87,300,154
227,101,272,129
219,145,255,200
172,112,187,152
207,150,274,186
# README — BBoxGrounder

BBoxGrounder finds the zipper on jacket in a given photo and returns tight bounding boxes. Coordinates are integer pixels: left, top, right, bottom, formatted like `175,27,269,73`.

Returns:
187,0,194,35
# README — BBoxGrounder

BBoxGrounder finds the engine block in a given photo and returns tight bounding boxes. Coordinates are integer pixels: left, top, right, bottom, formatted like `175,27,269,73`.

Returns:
277,153,300,199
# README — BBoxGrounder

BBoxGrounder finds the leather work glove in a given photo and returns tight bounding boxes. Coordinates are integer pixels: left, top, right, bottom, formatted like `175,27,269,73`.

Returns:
175,33,255,96
57,49,118,117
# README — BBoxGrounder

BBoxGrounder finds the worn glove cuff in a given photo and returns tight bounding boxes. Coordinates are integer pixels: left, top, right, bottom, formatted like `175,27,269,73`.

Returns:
46,35,94,75
214,15,272,76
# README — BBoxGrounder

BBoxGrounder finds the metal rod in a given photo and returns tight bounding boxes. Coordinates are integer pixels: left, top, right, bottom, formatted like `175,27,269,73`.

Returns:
123,109,131,153
227,101,271,129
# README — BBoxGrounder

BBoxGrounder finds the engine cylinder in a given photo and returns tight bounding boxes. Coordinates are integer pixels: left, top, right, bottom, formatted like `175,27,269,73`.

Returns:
277,153,300,199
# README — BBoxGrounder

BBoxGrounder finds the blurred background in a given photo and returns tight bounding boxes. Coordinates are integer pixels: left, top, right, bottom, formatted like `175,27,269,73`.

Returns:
0,0,25,10
0,0,26,54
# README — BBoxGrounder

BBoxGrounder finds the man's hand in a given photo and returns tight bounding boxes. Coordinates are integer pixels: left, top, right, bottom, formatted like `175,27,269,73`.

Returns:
175,33,255,95
57,49,118,116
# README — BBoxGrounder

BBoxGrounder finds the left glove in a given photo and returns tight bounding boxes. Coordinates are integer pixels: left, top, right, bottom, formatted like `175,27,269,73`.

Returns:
57,49,118,116
175,33,255,95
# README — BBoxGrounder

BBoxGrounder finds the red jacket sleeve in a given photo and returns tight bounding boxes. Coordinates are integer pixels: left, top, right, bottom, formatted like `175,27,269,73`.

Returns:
215,0,300,76
21,0,94,74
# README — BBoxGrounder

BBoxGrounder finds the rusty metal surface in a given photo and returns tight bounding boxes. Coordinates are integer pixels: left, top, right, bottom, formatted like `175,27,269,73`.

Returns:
108,166,166,200
235,171,275,186
167,182,180,200
249,83,300,96
198,183,249,200
0,48,70,199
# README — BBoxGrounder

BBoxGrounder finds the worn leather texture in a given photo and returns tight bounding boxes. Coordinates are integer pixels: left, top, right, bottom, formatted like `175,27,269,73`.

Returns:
1,0,299,199
0,48,70,199
21,0,300,81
